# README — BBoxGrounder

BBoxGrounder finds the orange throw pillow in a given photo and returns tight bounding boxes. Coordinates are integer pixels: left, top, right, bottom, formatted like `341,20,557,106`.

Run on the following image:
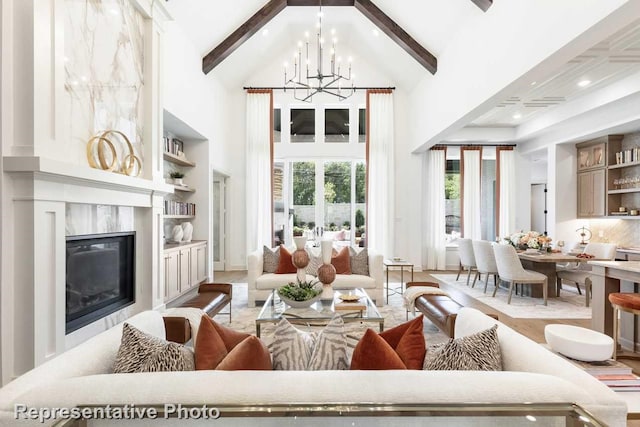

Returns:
350,316,426,370
350,329,406,370
275,246,297,274
216,336,272,370
195,315,251,370
331,247,351,274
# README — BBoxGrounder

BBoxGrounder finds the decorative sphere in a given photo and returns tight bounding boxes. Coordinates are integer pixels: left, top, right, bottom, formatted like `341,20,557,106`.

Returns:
292,249,310,269
317,263,336,285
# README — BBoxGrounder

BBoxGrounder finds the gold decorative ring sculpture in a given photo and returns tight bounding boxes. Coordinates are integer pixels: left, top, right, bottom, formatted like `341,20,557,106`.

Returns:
86,136,118,172
86,130,142,177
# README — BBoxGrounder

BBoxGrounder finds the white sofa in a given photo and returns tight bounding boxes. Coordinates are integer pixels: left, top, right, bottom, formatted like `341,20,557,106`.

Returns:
0,308,627,426
247,247,384,308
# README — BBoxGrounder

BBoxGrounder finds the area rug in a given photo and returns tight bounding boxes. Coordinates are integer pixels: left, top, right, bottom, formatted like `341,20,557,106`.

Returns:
431,274,591,319
213,283,450,350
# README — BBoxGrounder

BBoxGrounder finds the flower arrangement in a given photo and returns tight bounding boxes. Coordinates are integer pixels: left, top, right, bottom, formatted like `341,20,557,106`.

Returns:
504,231,552,251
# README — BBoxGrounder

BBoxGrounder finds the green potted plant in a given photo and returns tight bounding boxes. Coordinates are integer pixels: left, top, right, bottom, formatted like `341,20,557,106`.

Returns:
169,171,185,186
292,226,304,237
277,279,321,308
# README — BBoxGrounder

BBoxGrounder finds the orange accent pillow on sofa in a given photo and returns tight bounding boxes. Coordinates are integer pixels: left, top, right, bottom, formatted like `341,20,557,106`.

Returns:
275,246,297,274
195,315,271,370
350,315,426,370
331,247,351,274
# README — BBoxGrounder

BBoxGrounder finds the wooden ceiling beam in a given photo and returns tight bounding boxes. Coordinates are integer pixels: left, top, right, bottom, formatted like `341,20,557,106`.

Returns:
470,0,493,12
202,0,438,75
287,0,354,6
202,0,287,74
354,0,437,74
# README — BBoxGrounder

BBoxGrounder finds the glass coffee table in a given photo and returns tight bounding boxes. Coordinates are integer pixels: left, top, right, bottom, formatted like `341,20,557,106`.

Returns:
255,288,384,337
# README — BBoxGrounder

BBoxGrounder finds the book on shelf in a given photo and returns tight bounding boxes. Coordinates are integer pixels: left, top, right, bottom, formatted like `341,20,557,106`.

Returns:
594,374,640,386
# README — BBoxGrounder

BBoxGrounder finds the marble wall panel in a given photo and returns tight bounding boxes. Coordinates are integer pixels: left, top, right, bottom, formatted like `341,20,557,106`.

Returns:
64,0,144,169
66,203,134,236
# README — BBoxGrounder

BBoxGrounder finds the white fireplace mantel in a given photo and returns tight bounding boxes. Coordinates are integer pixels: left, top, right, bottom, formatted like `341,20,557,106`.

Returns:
4,156,174,204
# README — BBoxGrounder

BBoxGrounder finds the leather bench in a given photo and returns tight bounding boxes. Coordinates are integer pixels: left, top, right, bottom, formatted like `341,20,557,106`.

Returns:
163,283,233,344
407,281,498,338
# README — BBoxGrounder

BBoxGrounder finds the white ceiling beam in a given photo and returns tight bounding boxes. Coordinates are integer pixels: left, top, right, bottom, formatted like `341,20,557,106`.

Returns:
443,126,516,143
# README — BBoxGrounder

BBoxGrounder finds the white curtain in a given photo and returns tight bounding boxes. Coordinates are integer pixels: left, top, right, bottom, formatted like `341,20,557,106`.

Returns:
462,148,481,240
423,149,446,270
499,149,516,238
367,92,394,258
246,92,272,255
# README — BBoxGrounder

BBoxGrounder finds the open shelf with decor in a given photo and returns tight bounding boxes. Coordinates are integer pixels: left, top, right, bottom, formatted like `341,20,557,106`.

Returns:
606,134,640,217
161,109,211,303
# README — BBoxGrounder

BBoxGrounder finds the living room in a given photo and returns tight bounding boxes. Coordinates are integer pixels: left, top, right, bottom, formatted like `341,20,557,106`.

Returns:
2,0,640,425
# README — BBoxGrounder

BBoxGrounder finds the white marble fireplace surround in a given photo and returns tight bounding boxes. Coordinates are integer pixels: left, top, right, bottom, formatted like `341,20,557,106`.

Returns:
0,0,172,384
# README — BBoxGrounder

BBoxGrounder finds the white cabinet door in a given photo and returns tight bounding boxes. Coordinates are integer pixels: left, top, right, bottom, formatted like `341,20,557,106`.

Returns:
190,243,207,286
179,248,191,292
165,251,180,300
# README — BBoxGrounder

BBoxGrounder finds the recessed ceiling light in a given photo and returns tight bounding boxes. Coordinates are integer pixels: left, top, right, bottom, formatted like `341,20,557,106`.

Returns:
531,81,537,86
372,29,380,37
261,29,269,37
513,113,522,120
578,79,591,87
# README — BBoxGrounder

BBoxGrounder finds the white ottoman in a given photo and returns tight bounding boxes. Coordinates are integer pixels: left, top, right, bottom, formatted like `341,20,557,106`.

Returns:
544,324,614,362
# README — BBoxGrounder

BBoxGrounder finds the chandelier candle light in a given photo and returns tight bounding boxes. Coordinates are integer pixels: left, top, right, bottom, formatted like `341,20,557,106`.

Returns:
284,3,355,102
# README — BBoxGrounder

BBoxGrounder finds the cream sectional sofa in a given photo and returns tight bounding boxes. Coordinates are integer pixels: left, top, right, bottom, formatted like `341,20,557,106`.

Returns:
0,308,627,426
247,247,384,308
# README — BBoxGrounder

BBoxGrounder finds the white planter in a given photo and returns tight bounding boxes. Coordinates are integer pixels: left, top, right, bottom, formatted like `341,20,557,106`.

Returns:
294,236,307,250
173,178,183,186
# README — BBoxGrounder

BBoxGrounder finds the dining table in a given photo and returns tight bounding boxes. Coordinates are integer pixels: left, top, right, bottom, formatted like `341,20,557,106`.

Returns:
516,251,608,298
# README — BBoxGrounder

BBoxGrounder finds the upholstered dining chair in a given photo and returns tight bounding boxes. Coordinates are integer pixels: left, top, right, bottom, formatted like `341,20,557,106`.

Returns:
472,240,500,294
456,238,478,287
493,244,548,305
556,242,617,307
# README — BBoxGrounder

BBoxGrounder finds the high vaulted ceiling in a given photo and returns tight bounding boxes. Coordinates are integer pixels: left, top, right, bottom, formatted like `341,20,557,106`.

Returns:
165,0,484,89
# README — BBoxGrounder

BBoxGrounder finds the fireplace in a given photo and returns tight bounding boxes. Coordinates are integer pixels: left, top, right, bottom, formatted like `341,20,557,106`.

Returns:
66,232,136,333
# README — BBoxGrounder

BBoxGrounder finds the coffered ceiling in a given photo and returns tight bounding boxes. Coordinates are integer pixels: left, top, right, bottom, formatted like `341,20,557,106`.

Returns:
471,21,640,127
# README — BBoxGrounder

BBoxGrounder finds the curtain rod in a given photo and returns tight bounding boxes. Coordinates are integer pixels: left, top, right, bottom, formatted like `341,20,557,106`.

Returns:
434,143,517,148
243,86,396,91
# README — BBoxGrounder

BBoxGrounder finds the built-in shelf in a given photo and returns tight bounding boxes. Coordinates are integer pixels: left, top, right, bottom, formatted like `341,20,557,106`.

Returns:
164,215,195,219
609,160,640,170
163,151,195,167
608,188,640,195
173,185,195,193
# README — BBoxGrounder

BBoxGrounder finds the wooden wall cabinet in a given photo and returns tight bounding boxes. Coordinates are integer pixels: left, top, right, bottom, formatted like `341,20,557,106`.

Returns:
577,169,606,217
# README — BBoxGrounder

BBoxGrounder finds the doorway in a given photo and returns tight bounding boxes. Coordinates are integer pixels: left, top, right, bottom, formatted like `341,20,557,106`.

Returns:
212,173,227,271
531,184,547,234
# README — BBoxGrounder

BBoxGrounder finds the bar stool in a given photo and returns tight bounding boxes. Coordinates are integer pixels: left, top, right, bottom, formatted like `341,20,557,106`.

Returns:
608,293,640,359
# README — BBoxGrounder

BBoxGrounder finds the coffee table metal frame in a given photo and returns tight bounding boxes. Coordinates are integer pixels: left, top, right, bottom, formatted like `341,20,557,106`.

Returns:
255,288,384,337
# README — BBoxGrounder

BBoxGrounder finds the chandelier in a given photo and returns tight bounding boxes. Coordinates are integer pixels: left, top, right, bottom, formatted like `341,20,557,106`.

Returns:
283,3,355,102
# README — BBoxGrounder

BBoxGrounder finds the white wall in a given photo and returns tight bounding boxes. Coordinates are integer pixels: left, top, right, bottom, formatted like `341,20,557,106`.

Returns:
163,22,237,276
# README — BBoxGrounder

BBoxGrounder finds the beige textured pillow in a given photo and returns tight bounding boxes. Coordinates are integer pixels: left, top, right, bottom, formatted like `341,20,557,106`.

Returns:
263,246,280,273
349,247,369,276
113,323,195,373
424,325,502,371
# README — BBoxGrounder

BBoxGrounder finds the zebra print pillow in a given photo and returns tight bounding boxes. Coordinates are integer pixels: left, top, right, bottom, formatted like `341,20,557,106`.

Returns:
113,323,195,373
424,325,502,371
270,316,348,370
